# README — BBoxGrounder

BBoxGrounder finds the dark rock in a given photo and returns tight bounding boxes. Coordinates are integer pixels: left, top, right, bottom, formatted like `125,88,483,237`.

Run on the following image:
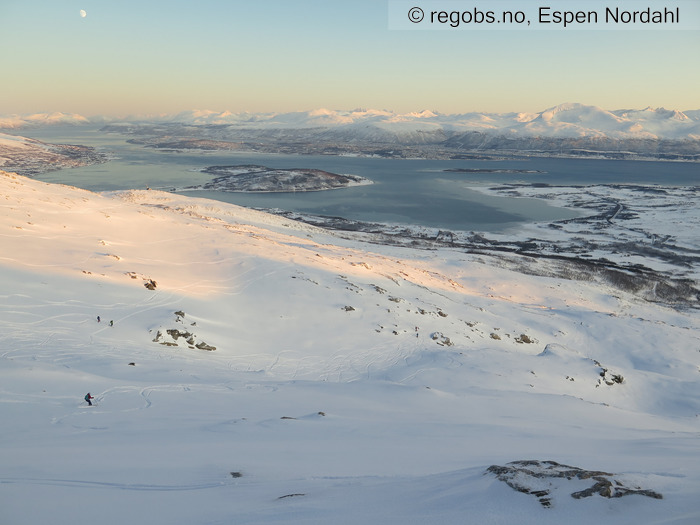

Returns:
431,332,453,346
278,493,305,500
487,460,662,508
166,329,192,340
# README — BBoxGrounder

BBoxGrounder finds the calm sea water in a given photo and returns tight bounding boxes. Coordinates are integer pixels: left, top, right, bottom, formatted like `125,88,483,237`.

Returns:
21,126,700,233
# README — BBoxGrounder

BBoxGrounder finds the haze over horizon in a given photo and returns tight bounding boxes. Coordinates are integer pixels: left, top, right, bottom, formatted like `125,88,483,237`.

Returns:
1,1,698,117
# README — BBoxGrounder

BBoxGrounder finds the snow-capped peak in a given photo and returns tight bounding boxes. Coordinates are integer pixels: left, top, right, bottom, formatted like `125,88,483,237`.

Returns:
0,112,90,129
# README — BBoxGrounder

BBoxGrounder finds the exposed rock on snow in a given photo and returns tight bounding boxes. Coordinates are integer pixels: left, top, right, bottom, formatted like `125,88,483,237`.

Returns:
151,311,216,351
515,334,536,344
536,344,625,390
487,460,663,508
125,272,159,290
430,332,453,346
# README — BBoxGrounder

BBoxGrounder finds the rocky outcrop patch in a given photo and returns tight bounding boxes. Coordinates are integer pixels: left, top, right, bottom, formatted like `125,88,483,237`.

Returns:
151,311,216,351
430,332,453,346
537,344,625,388
125,272,158,290
487,460,662,508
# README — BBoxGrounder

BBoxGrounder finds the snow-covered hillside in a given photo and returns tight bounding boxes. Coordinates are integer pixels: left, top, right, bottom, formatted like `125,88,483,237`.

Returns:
0,132,105,175
1,170,699,524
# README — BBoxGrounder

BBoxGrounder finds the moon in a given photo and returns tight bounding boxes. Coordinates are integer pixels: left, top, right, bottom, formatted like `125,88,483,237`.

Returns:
79,9,87,18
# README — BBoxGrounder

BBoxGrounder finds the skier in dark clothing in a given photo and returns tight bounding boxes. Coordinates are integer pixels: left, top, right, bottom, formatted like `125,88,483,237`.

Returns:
85,393,94,406
97,316,100,323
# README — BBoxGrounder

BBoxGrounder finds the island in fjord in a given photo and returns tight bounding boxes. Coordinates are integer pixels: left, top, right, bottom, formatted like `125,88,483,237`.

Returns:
188,164,372,193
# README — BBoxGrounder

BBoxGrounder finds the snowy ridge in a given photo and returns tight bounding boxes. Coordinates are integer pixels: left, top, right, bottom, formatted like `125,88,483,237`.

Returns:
1,170,699,523
0,132,39,150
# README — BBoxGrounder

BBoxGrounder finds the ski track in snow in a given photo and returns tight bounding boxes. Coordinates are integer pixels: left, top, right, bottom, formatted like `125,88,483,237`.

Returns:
0,477,228,491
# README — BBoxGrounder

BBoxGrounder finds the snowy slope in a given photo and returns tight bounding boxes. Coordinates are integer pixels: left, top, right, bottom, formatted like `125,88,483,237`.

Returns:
0,132,48,151
1,170,699,524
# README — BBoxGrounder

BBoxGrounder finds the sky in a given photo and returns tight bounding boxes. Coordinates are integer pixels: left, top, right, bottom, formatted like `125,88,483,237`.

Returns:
0,0,698,117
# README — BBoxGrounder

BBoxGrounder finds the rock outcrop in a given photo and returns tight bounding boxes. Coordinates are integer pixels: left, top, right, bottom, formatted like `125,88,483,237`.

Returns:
487,460,662,508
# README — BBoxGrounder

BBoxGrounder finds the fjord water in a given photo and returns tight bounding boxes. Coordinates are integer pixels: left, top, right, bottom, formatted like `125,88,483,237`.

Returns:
23,126,700,233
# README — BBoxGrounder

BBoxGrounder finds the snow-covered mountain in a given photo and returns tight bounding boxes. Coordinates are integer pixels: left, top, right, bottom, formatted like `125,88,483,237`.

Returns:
134,103,700,141
1,170,699,523
0,111,92,129
4,104,700,141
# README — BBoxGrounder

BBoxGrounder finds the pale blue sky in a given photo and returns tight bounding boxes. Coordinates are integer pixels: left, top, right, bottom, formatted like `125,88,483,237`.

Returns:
1,0,698,116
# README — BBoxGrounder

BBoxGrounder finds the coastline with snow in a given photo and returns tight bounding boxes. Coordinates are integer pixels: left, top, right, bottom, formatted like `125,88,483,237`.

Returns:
0,132,107,175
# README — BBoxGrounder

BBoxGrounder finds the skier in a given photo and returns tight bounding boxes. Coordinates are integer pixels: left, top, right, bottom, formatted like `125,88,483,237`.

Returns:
109,320,113,327
97,316,100,323
85,393,94,406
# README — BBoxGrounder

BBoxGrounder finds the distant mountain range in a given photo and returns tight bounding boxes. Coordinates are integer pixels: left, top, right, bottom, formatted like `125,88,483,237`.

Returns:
2,103,700,141
2,104,699,160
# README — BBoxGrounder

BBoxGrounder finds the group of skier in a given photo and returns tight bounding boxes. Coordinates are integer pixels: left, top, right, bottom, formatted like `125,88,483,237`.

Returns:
85,315,115,405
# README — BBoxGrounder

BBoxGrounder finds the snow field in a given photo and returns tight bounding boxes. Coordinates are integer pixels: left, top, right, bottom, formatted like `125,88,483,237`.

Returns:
1,171,699,524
